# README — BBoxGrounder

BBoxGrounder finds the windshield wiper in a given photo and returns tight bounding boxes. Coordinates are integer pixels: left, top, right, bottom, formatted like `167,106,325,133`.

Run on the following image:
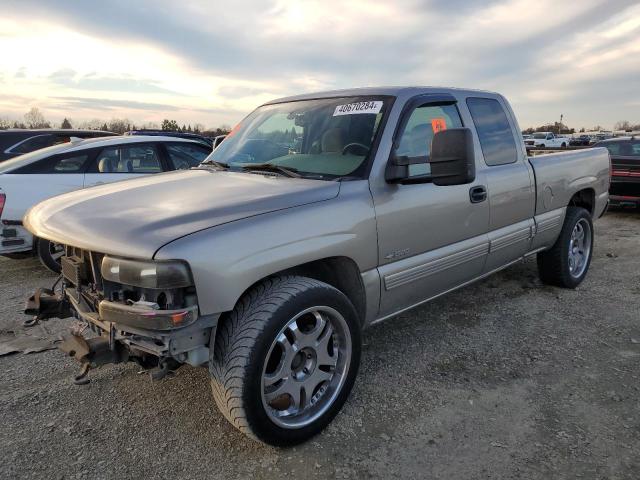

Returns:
240,163,301,178
197,159,229,170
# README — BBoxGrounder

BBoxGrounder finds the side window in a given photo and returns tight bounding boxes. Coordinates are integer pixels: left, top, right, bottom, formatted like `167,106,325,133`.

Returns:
52,154,89,172
166,144,210,170
10,135,55,154
13,153,90,174
397,104,463,177
95,144,161,173
466,97,518,166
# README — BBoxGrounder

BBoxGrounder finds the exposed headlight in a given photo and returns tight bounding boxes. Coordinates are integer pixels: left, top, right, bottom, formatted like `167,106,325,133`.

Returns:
101,256,193,289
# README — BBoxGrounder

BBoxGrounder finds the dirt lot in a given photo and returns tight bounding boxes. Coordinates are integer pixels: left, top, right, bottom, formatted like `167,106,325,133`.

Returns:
1,210,639,479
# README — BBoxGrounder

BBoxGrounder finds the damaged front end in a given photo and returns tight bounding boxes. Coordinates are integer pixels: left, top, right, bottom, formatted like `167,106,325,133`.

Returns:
25,246,217,384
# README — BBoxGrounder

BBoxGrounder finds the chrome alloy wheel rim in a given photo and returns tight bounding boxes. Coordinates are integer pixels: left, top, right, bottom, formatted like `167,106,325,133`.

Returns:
261,306,351,429
568,218,592,278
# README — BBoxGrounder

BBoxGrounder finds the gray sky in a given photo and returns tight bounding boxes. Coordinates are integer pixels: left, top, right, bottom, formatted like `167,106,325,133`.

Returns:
1,0,638,130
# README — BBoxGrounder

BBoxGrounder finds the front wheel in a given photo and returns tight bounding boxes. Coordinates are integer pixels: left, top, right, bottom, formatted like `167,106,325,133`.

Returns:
537,206,593,288
210,276,361,446
37,238,64,274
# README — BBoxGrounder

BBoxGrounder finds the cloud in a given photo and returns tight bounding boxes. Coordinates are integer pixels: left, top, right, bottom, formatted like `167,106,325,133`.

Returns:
0,0,638,128
51,96,181,112
48,69,186,95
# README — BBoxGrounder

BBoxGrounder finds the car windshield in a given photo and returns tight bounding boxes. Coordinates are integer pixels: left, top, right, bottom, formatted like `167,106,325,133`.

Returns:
533,133,547,139
202,96,391,179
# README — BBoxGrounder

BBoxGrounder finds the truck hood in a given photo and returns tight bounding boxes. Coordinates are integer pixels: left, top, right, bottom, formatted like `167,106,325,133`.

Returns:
24,169,340,258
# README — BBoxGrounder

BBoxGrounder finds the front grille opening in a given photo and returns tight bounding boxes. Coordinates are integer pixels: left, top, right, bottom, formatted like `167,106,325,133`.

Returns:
122,290,142,304
157,292,168,310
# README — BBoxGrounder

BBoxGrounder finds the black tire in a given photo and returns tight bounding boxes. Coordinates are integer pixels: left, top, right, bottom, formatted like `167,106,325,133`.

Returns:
537,206,593,288
209,275,361,446
561,142,567,148
36,238,63,274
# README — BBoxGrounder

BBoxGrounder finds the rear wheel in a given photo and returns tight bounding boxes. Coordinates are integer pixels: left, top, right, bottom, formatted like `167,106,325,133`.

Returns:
537,207,593,288
37,238,64,274
209,275,361,446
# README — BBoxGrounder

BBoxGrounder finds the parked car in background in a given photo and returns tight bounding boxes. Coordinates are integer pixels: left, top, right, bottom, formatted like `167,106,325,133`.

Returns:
594,136,640,207
0,136,211,271
125,130,213,149
0,129,116,162
570,135,592,146
593,132,614,143
24,86,609,446
524,132,570,148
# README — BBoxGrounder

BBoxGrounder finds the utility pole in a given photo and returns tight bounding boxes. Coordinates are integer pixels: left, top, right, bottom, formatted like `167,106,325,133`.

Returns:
560,114,563,134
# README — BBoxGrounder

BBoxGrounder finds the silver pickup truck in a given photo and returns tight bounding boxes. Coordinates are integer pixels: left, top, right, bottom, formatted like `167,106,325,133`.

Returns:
24,87,610,446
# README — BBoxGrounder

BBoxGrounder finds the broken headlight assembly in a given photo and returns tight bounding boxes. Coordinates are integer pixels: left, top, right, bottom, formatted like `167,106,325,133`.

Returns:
99,256,198,329
101,256,193,289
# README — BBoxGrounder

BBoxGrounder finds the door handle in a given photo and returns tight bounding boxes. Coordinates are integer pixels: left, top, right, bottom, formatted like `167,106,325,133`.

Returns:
469,185,487,203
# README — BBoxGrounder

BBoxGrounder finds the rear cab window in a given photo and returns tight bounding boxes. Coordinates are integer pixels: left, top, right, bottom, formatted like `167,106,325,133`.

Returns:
602,141,640,157
466,97,518,166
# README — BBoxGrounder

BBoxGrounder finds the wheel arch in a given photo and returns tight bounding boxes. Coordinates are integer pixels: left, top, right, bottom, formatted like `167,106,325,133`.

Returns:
569,188,595,216
226,256,367,327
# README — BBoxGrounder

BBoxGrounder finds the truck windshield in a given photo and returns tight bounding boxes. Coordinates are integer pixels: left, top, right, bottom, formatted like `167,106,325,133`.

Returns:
203,96,391,179
533,133,547,139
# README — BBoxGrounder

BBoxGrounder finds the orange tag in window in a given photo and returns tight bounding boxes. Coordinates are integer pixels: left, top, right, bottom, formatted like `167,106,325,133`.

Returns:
431,118,447,133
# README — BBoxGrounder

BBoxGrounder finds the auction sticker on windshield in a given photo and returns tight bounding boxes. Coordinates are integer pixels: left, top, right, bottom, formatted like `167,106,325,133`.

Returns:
333,101,383,116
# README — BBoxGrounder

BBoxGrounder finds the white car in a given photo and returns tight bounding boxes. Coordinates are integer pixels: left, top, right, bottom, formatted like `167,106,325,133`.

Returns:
0,135,211,271
524,132,570,148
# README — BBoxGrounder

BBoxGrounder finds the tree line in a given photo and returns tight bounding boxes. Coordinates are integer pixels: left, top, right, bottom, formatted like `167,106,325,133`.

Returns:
523,120,640,135
0,107,231,137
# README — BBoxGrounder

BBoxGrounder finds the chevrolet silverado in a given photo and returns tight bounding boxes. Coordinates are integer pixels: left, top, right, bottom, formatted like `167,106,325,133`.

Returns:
24,87,610,446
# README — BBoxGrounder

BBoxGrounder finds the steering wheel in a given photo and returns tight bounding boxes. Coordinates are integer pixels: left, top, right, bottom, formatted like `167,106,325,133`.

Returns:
342,143,370,156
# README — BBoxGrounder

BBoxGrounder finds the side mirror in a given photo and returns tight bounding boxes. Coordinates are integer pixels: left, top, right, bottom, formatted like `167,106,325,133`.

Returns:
386,127,476,185
429,128,476,186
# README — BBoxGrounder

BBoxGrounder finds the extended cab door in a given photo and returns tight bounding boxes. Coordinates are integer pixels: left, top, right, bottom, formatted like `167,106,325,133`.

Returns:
465,97,536,273
370,95,490,318
83,143,165,187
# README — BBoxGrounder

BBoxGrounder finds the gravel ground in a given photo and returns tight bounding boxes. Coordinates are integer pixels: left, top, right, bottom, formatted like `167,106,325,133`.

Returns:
1,210,639,479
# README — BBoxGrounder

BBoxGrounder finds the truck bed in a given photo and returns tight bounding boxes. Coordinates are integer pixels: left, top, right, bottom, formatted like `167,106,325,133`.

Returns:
528,147,610,217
